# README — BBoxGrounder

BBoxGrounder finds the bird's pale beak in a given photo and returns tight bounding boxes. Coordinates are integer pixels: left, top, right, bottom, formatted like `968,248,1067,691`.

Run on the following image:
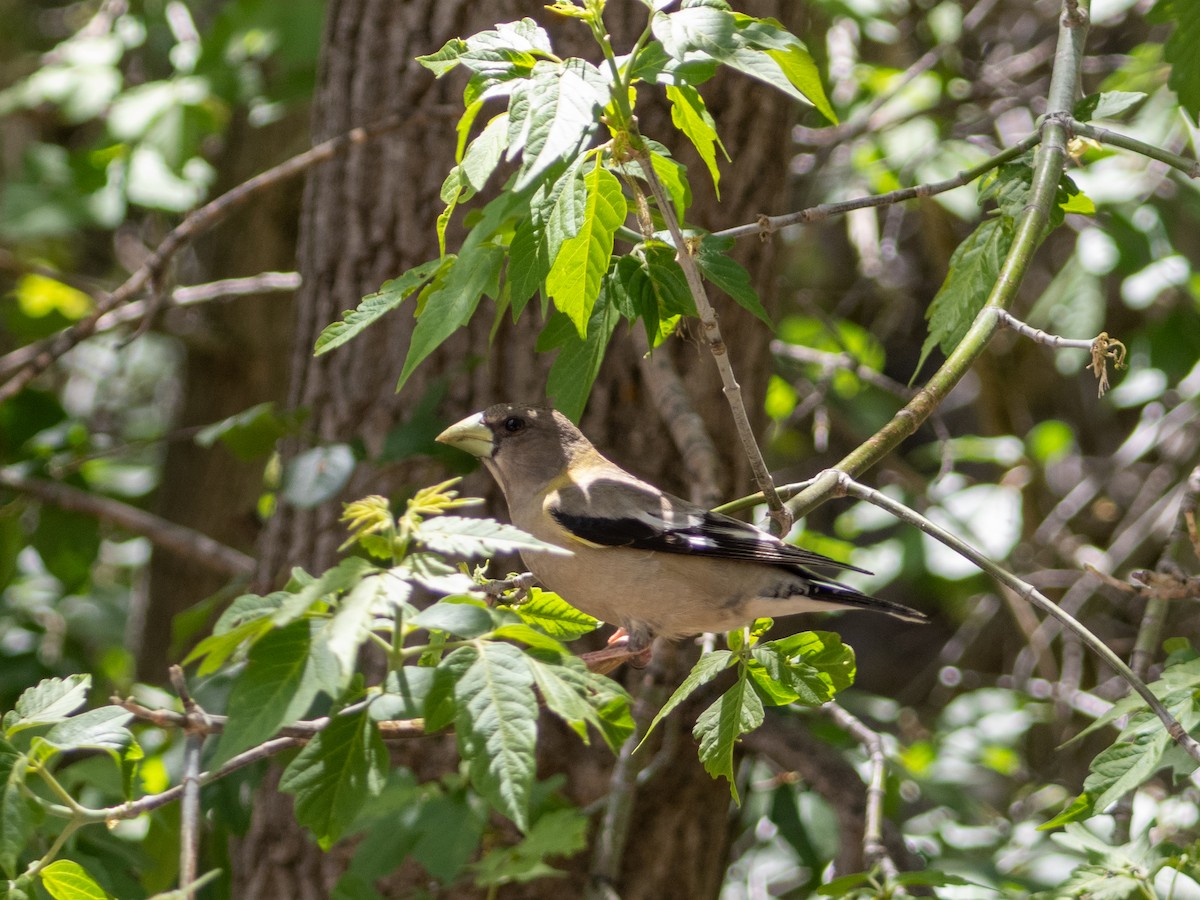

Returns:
435,412,495,458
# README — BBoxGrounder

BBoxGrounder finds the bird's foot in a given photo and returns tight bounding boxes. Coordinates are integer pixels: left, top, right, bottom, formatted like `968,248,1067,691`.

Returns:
580,629,654,674
475,571,538,607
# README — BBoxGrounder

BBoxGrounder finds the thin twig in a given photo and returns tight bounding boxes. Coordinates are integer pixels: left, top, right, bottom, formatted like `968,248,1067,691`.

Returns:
116,696,425,739
38,736,306,823
823,701,899,878
172,667,204,898
833,469,1200,763
0,111,442,403
1069,118,1200,179
1130,466,1200,679
994,309,1126,396
714,131,1043,242
0,272,300,380
633,147,791,536
0,468,256,578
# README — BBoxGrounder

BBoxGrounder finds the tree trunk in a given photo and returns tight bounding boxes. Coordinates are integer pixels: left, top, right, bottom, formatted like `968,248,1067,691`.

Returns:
238,1,805,895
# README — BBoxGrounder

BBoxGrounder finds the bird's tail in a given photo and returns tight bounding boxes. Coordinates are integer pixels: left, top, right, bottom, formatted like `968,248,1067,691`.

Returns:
810,579,929,624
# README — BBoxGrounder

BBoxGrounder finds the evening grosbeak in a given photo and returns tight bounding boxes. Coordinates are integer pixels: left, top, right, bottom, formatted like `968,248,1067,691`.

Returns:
437,403,926,666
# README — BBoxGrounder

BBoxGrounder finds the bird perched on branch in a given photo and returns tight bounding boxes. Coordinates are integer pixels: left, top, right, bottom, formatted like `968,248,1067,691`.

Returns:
437,403,926,669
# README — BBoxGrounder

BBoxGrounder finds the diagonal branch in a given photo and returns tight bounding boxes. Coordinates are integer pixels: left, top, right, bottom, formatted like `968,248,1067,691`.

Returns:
0,111,448,404
832,469,1200,764
713,131,1042,242
0,469,256,578
784,2,1090,518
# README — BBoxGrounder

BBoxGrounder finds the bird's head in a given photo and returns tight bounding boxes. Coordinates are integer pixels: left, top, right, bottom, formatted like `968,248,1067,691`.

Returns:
436,403,597,493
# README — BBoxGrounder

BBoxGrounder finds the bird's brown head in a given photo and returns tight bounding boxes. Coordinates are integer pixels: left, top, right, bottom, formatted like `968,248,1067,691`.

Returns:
436,403,597,493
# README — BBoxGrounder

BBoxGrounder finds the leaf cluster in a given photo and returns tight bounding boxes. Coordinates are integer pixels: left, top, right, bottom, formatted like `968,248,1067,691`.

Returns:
315,0,833,418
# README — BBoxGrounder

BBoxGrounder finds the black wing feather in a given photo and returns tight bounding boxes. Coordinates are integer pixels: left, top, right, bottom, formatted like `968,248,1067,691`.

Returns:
549,479,869,575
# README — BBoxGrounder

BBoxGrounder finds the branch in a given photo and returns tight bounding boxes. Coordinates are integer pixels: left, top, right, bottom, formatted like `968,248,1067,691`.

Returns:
1069,118,1200,179
171,668,204,898
633,147,791,536
994,309,1126,397
116,695,425,740
0,272,300,380
823,701,899,878
787,0,1089,518
1130,465,1200,679
832,469,1200,763
714,131,1042,242
0,110,444,404
0,468,256,579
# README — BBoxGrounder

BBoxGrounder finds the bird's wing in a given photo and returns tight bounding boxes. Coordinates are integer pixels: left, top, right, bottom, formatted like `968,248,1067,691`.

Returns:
547,474,868,574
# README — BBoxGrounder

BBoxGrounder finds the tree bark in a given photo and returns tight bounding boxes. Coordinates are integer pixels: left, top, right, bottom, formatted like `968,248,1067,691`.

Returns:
238,1,805,896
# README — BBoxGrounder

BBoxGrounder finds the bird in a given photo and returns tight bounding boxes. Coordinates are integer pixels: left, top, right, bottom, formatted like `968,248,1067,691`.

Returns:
436,403,926,669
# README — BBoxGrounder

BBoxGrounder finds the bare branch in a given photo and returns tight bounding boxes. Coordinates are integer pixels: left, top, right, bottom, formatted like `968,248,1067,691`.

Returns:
0,272,300,380
0,469,256,579
0,110,448,403
634,147,791,535
833,469,1200,764
824,701,899,878
714,131,1042,242
1070,118,1200,179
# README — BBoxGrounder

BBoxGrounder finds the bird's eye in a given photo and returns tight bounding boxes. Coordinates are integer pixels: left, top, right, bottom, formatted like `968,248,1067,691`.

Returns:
503,416,526,433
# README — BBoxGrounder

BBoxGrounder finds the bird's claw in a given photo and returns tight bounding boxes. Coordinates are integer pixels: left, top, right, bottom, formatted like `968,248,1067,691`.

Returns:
581,629,654,674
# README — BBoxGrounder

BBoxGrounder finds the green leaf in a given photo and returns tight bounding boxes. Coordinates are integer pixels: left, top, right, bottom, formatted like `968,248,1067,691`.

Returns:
397,245,506,389
508,59,609,192
279,710,387,849
665,83,724,197
324,576,391,689
1084,721,1172,814
508,588,600,640
694,669,763,801
414,515,571,558
506,216,550,317
545,162,627,337
1039,792,1094,830
42,706,134,755
913,216,1013,380
647,147,692,221
546,290,621,422
472,807,589,887
372,667,435,721
0,738,30,878
412,601,497,639
444,643,539,829
215,591,289,635
213,619,340,766
696,235,771,327
643,650,733,744
314,259,445,356
39,860,111,900
654,7,835,121
1158,0,1200,123
33,505,99,591
524,651,633,751
273,557,380,628
281,444,357,508
184,614,275,676
8,675,90,733
461,114,510,192
1074,91,1147,121
771,630,856,693
764,43,837,124
196,402,308,461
